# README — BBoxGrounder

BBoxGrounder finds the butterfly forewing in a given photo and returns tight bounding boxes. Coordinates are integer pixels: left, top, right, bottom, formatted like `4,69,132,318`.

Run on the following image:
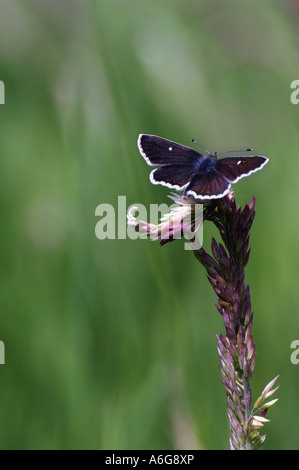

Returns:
215,156,268,183
138,134,202,166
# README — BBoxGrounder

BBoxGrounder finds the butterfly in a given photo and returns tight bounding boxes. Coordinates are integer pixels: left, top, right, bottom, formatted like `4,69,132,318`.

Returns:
138,134,269,200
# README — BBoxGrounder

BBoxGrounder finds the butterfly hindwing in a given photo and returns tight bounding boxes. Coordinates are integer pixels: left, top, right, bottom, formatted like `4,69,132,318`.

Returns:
150,165,196,190
185,171,231,199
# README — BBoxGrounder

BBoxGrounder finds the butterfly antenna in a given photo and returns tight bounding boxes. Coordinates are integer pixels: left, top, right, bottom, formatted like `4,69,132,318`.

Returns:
191,139,210,154
216,148,253,156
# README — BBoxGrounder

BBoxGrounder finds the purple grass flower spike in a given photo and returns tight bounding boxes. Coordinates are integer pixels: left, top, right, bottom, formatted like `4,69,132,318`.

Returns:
128,178,278,448
194,191,278,449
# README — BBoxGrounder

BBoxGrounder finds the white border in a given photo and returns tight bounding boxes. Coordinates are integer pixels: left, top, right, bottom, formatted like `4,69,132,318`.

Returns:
137,134,156,167
186,186,232,200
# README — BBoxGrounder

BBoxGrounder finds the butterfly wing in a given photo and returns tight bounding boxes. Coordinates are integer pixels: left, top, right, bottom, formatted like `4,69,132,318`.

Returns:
185,170,231,200
138,134,202,166
215,156,269,183
150,164,197,190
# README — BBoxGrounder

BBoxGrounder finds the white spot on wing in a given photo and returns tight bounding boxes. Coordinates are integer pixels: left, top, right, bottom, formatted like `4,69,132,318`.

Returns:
169,147,172,151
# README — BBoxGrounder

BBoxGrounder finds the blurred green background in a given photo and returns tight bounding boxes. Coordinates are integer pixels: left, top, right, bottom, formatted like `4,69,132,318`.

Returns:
0,0,298,450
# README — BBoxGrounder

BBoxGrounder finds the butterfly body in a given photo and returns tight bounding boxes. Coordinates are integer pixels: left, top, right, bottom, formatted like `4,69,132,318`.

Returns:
138,134,268,200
